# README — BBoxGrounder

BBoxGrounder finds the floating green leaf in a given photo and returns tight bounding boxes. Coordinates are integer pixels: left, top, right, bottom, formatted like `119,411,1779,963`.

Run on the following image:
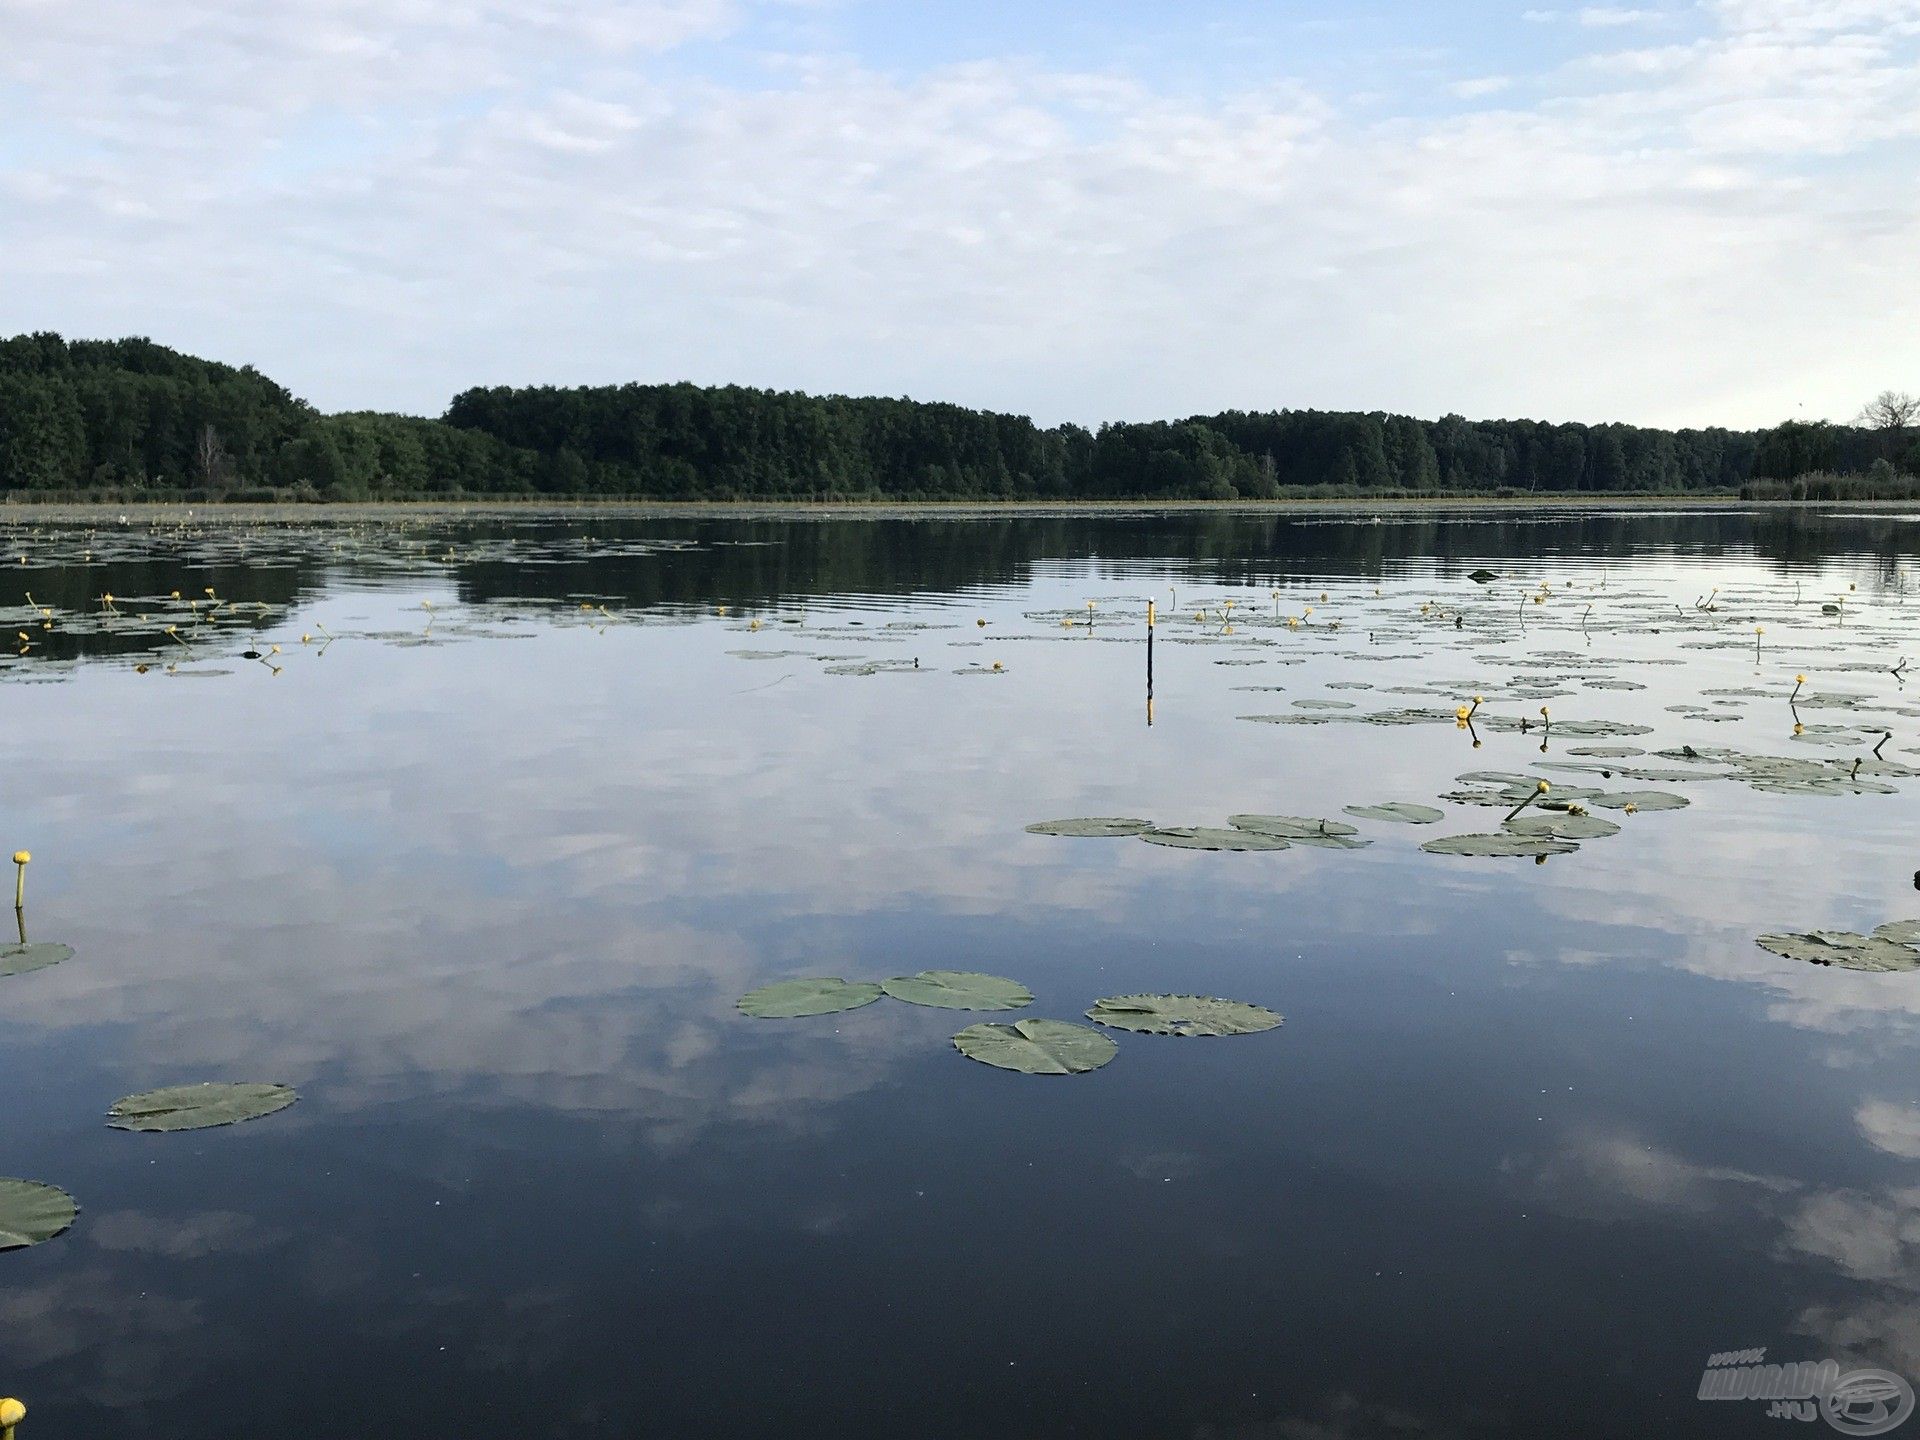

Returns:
823,660,921,677
1023,817,1154,838
106,1082,298,1132
1586,790,1689,811
1343,802,1445,824
1442,783,1602,809
1086,994,1283,1036
1477,717,1654,738
1421,833,1580,857
1751,774,1897,796
883,970,1033,1010
738,977,884,1018
1228,814,1371,848
1456,770,1545,787
952,1018,1117,1074
1755,932,1920,972
1353,707,1464,726
1874,920,1920,945
1140,827,1291,851
1239,707,1459,728
0,941,71,979
1653,747,1901,796
0,1178,77,1251
1506,813,1622,839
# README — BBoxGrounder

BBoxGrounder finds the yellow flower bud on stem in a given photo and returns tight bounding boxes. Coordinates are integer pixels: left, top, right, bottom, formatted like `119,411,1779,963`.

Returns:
1503,781,1549,825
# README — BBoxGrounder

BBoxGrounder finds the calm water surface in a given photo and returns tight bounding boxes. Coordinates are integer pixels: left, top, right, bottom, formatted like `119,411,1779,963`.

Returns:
6,506,1920,1438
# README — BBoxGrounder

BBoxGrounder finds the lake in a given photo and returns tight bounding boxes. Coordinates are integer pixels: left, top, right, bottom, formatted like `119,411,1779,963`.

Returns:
5,504,1920,1438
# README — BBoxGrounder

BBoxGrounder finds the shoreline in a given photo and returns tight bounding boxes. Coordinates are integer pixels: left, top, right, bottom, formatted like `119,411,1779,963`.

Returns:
1,494,1907,523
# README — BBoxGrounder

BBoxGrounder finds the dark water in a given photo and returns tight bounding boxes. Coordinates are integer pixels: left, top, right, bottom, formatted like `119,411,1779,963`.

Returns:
6,505,1920,1438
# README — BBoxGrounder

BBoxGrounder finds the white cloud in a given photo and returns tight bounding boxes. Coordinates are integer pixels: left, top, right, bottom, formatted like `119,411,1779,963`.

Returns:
1578,6,1664,25
1448,75,1515,97
1527,1129,1796,1217
0,0,1916,428
1712,0,1920,38
1857,1100,1920,1159
0,0,744,111
1781,1185,1920,1284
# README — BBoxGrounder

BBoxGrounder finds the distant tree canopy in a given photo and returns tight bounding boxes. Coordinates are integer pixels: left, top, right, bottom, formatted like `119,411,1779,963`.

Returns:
1,332,1914,500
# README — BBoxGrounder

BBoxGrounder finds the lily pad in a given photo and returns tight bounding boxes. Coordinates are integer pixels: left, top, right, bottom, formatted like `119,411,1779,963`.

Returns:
1755,932,1920,972
1421,833,1580,858
823,660,921,677
952,1019,1117,1075
738,977,884,1018
1086,994,1283,1036
1441,783,1601,809
1477,717,1654,738
0,941,72,978
1228,815,1371,848
1355,707,1462,726
1343,802,1445,824
882,970,1033,1010
1874,921,1920,945
106,1082,298,1133
1505,813,1622,840
1024,817,1153,838
1751,774,1897,796
1586,790,1689,811
1457,770,1547,787
0,1178,77,1251
1140,827,1291,851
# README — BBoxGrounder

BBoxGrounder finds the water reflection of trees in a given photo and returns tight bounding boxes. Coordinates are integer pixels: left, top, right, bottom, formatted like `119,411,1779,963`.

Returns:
452,510,1920,610
9,510,1920,672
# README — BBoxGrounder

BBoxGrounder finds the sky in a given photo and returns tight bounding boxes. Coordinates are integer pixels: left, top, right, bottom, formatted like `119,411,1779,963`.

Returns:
0,0,1916,429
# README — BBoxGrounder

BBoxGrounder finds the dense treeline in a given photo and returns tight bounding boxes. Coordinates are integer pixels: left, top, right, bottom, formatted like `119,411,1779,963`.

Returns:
442,383,1767,499
3,332,1916,500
